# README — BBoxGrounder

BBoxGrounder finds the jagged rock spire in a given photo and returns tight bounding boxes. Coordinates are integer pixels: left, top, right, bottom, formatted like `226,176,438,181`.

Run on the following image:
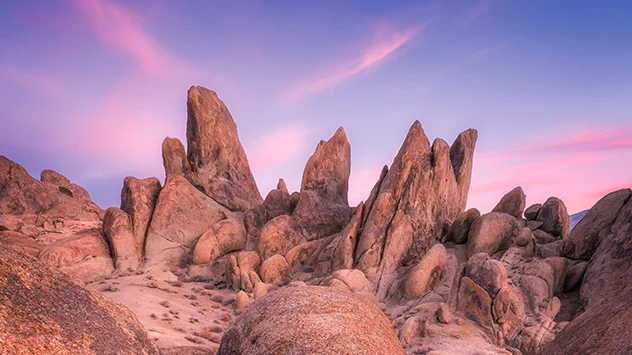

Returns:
186,86,263,211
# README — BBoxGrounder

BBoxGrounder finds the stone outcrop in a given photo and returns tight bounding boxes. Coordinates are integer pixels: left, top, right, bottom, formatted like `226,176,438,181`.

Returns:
161,137,191,179
226,251,262,292
524,204,541,220
563,188,631,260
120,176,161,265
580,194,632,309
492,186,526,218
0,244,158,354
443,208,480,244
186,86,262,211
144,176,228,268
404,243,447,299
466,212,519,258
292,127,352,240
103,207,137,270
257,215,306,260
536,197,570,239
540,189,632,354
218,286,404,355
192,217,247,264
354,122,478,298
0,156,112,283
259,254,292,285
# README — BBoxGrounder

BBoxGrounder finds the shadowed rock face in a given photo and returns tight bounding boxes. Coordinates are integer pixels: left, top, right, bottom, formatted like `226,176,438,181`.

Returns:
353,122,478,298
541,196,632,354
218,286,404,355
186,86,262,212
0,244,159,355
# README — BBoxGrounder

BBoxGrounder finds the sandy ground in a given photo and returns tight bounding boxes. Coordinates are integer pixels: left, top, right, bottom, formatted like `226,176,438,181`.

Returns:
87,272,237,354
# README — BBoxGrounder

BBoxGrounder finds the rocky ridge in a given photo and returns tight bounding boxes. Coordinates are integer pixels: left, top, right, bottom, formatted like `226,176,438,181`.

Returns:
1,86,631,354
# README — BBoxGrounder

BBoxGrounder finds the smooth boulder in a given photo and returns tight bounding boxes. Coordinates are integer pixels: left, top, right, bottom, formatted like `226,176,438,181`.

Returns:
218,286,404,355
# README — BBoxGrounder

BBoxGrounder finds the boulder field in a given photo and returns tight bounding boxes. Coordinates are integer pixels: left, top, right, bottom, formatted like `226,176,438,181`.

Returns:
1,85,631,354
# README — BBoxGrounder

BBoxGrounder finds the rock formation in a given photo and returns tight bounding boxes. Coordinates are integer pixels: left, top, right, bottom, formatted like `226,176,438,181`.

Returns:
0,244,158,354
217,286,404,355
0,156,112,283
292,127,352,240
3,85,632,355
186,86,262,211
144,175,229,268
354,122,478,298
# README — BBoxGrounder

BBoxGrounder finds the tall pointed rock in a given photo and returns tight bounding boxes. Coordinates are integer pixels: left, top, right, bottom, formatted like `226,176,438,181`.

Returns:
353,122,478,299
186,86,263,211
292,127,352,240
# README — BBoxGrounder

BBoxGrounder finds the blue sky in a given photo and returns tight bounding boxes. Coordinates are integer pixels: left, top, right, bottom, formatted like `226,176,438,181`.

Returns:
1,0,631,213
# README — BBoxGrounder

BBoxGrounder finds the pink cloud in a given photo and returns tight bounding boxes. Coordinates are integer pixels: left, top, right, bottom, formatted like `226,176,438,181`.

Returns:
0,66,61,95
73,0,165,75
468,124,632,214
516,126,632,153
246,126,312,173
280,23,425,104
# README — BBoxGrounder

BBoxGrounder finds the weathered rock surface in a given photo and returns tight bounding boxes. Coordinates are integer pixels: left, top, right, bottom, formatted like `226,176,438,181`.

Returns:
192,217,246,265
0,156,112,282
144,176,228,268
467,212,519,258
186,86,262,211
580,196,632,309
444,208,480,244
0,156,102,219
564,188,632,260
103,207,138,270
324,269,372,294
292,127,352,240
259,254,292,286
492,186,526,218
120,176,161,263
226,251,262,292
536,197,570,239
0,244,159,354
524,204,541,221
354,122,477,298
404,243,447,299
257,215,306,260
217,286,404,355
162,137,192,179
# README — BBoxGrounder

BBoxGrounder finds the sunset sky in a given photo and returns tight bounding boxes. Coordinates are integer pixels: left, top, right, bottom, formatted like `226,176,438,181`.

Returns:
1,0,631,214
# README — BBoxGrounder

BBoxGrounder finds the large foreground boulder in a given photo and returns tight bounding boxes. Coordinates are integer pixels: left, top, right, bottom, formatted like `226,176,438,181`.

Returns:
0,244,158,354
218,286,404,355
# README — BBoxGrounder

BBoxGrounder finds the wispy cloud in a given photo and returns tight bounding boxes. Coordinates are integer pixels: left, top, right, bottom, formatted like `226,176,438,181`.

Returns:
516,126,632,153
73,0,165,75
280,23,425,104
0,66,61,95
247,126,312,173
